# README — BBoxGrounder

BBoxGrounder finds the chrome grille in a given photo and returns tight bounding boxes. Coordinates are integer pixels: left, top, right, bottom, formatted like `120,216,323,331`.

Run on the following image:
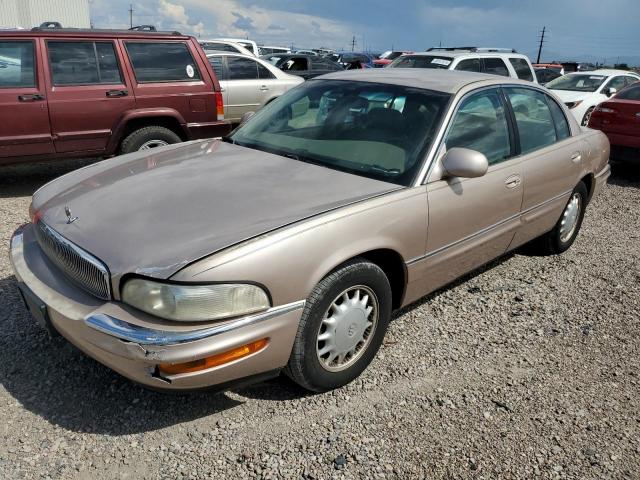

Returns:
35,221,111,300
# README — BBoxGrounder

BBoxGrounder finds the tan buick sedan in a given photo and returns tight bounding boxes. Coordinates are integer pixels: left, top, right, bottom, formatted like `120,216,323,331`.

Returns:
10,69,610,393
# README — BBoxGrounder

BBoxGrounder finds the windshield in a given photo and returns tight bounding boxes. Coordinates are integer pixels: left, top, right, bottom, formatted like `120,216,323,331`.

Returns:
547,74,606,92
229,80,450,186
390,55,452,69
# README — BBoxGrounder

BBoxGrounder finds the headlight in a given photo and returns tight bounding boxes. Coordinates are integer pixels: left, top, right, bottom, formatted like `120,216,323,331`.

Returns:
122,278,270,322
565,100,583,109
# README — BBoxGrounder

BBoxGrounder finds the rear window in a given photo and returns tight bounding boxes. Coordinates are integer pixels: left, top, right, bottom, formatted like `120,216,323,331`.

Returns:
47,41,122,86
126,42,201,83
509,58,534,81
390,55,452,69
0,41,35,88
616,84,640,101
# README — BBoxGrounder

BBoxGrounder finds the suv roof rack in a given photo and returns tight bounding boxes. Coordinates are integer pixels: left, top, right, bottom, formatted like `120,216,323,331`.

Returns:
129,25,157,31
427,47,518,53
30,21,180,35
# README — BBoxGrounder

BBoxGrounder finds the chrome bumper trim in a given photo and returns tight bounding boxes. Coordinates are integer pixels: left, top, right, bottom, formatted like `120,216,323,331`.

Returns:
84,300,305,346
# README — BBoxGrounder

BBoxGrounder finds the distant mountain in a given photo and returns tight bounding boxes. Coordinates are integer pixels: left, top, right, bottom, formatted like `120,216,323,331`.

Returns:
525,49,640,67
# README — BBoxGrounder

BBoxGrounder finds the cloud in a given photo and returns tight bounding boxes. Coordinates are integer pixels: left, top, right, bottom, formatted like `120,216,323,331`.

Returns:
231,12,255,31
158,0,189,25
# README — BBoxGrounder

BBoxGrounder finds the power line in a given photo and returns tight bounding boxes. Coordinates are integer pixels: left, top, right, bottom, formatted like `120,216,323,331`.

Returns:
536,26,546,63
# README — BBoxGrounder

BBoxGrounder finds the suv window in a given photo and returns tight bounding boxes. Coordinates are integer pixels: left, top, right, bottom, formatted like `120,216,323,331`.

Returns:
505,88,557,154
445,89,511,165
483,57,510,77
509,58,534,81
48,41,122,86
455,58,481,72
126,42,201,83
227,56,259,80
616,84,640,100
0,41,35,88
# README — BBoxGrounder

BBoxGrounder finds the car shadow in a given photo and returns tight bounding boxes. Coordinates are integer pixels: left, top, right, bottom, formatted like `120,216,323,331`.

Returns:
608,160,640,187
0,159,97,198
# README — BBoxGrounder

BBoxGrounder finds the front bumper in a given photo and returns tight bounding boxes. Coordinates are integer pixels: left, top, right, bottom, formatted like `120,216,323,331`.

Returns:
9,224,303,391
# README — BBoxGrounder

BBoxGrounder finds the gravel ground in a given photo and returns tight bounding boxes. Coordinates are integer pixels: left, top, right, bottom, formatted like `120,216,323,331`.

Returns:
0,159,638,480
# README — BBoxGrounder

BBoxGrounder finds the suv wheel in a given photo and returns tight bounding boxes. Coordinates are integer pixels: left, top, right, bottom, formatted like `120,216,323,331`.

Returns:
120,126,182,154
285,258,392,392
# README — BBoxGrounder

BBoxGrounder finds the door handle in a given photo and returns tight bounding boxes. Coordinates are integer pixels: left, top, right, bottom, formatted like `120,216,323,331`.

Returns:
504,174,521,189
106,89,128,97
18,94,45,102
570,152,582,163
259,85,269,91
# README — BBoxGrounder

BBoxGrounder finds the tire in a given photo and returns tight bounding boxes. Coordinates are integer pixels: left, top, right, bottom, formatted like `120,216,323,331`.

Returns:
529,181,588,255
285,258,392,392
120,126,182,154
581,107,595,127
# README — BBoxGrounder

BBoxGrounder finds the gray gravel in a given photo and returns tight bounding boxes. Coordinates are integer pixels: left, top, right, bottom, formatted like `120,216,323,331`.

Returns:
0,159,639,479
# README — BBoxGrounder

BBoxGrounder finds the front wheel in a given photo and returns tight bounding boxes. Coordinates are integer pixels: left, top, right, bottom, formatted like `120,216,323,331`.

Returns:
581,107,595,126
285,259,392,392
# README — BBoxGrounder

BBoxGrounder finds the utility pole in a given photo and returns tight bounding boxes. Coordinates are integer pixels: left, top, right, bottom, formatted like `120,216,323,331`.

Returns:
351,36,356,52
536,26,546,64
129,4,134,29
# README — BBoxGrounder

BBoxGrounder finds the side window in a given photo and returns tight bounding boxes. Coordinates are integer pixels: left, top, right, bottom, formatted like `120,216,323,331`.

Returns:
505,87,558,154
606,76,627,92
546,97,571,141
509,58,534,81
257,62,275,79
445,89,511,165
483,57,510,77
227,56,259,80
126,42,201,83
207,56,225,80
0,41,35,88
48,41,122,86
624,76,639,86
455,58,481,72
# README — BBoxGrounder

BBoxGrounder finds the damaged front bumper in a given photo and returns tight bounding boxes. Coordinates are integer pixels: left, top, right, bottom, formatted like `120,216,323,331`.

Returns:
9,224,303,391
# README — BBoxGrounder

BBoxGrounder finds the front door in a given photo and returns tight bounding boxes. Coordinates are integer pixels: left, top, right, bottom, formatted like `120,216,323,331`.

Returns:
418,87,524,293
44,39,135,154
0,38,54,160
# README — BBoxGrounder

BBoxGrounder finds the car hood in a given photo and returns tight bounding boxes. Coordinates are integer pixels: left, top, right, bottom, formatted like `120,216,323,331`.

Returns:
33,139,399,281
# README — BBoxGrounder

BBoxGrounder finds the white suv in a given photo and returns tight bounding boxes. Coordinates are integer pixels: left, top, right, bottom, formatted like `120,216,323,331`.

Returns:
389,47,537,83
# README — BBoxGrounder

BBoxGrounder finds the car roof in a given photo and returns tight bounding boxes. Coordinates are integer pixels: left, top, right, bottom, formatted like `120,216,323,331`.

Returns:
566,69,640,77
0,28,189,40
318,68,532,93
407,50,528,59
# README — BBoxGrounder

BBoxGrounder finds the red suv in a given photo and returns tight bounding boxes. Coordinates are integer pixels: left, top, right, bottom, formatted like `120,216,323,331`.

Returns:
0,27,230,165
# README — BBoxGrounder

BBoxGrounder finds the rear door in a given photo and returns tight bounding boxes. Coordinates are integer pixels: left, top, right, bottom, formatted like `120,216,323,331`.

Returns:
503,87,584,247
44,39,134,154
223,55,265,121
0,38,54,160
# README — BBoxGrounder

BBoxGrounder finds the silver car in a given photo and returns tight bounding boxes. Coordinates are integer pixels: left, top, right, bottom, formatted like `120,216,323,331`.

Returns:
10,70,610,393
207,52,303,122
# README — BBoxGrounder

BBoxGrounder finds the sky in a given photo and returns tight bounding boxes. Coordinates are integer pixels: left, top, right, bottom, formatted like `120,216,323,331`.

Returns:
89,0,640,64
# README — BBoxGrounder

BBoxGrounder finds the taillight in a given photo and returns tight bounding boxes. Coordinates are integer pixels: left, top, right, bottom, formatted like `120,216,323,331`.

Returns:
215,91,224,121
594,106,615,114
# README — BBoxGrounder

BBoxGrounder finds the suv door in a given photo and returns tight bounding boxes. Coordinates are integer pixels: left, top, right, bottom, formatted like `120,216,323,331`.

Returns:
0,38,54,161
420,87,523,293
44,39,134,154
502,87,584,247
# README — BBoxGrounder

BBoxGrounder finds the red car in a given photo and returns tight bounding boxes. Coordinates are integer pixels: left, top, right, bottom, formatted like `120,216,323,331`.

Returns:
588,82,640,162
373,51,413,68
0,26,230,166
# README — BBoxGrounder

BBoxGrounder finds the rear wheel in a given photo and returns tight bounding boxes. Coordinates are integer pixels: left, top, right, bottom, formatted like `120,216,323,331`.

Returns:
285,259,392,392
120,126,182,154
529,181,588,255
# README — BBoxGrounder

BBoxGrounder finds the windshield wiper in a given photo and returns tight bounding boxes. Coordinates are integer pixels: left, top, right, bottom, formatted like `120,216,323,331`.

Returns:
359,164,401,176
221,135,235,144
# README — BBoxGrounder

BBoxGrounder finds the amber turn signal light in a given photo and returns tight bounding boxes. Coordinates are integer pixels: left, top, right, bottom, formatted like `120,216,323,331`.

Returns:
158,338,268,375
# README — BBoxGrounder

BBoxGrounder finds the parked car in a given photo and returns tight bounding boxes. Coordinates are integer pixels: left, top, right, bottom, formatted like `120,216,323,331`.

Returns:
212,38,259,56
261,53,343,79
535,67,562,85
533,63,564,74
588,82,640,163
206,52,303,123
0,27,229,166
373,50,412,68
199,39,254,56
328,52,374,69
546,69,640,125
389,47,537,83
293,49,318,56
10,69,610,393
258,45,291,56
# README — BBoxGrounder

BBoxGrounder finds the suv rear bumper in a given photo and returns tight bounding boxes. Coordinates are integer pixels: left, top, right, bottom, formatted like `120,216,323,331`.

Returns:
10,224,302,391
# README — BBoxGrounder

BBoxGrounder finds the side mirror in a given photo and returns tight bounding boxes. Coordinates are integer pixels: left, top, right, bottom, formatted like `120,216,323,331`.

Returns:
442,147,489,178
605,87,617,97
240,111,255,125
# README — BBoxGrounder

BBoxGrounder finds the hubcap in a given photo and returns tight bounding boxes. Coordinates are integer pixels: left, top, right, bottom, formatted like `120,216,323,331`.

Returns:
316,286,379,372
559,193,582,243
139,139,169,150
581,109,593,126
